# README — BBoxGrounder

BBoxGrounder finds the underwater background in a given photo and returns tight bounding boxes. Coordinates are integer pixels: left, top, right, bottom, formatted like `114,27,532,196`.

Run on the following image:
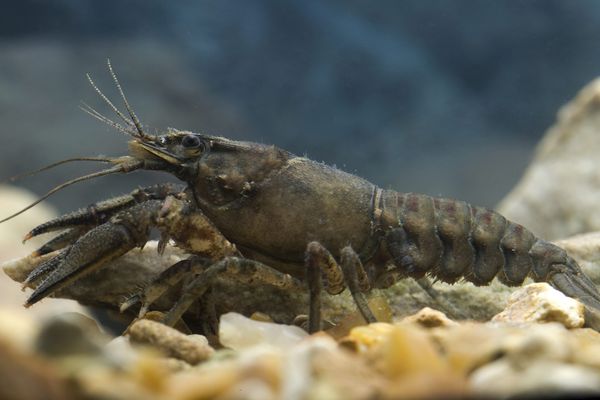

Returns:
2,0,600,212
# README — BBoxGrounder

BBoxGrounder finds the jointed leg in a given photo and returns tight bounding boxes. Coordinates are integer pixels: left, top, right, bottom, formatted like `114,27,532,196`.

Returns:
161,257,303,326
340,246,376,324
305,241,345,332
304,242,376,333
120,256,211,317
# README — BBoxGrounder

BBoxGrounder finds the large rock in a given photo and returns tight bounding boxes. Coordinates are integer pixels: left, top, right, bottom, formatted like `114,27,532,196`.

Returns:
498,78,600,240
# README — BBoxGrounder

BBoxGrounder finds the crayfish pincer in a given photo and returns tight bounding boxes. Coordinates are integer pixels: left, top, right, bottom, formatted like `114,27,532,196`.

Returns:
4,61,600,333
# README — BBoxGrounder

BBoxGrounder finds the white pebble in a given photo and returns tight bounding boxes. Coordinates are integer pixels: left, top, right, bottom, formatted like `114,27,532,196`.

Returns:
219,312,308,351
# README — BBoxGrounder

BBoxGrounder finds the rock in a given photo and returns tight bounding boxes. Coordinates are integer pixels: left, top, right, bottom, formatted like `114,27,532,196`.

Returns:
281,335,387,400
401,306,458,328
339,323,396,353
430,321,574,376
471,360,600,396
492,282,585,328
0,338,69,400
498,78,600,240
498,322,573,366
571,328,600,370
373,323,451,379
342,322,469,399
128,319,214,365
219,312,308,351
35,312,110,357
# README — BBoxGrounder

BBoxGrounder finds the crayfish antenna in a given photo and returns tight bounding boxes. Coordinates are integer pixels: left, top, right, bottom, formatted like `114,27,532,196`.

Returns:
0,160,144,226
80,102,136,137
2,157,114,184
86,72,135,130
106,59,152,141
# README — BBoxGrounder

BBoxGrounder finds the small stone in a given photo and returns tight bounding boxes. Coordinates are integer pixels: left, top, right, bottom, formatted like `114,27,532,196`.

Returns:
219,312,308,351
401,307,458,328
128,319,214,365
500,322,573,366
430,322,517,374
282,335,386,400
470,359,600,396
375,323,449,378
35,312,110,357
339,322,395,353
165,347,281,400
492,282,584,328
570,328,600,369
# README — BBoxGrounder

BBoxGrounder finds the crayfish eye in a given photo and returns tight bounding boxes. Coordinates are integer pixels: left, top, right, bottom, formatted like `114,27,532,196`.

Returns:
181,134,202,149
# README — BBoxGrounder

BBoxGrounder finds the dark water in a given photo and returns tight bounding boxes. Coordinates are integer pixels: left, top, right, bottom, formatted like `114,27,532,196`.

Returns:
1,0,600,214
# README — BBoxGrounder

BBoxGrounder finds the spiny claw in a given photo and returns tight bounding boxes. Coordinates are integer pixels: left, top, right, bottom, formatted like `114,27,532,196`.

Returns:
22,251,66,290
25,223,140,307
24,200,162,307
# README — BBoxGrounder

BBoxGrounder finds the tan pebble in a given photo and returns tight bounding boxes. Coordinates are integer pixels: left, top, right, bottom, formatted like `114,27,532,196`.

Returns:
499,323,572,366
340,322,395,353
402,306,458,328
166,351,282,400
131,353,174,393
141,311,192,334
325,295,392,339
128,319,214,365
492,282,584,328
377,323,449,378
167,367,240,400
431,322,509,375
570,328,600,369
283,334,385,400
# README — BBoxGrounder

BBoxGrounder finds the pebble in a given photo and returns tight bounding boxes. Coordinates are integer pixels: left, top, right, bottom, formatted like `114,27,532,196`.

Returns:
35,312,109,357
219,312,308,351
401,306,458,328
128,319,214,365
492,282,585,328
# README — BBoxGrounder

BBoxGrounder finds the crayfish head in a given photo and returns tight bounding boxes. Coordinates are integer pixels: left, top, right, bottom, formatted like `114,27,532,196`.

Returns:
132,128,291,205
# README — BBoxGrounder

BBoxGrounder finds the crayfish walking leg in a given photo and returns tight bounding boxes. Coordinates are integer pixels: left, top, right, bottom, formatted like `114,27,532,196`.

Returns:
305,242,375,333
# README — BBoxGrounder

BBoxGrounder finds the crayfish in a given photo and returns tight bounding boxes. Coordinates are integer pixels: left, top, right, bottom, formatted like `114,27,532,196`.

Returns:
4,61,600,333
